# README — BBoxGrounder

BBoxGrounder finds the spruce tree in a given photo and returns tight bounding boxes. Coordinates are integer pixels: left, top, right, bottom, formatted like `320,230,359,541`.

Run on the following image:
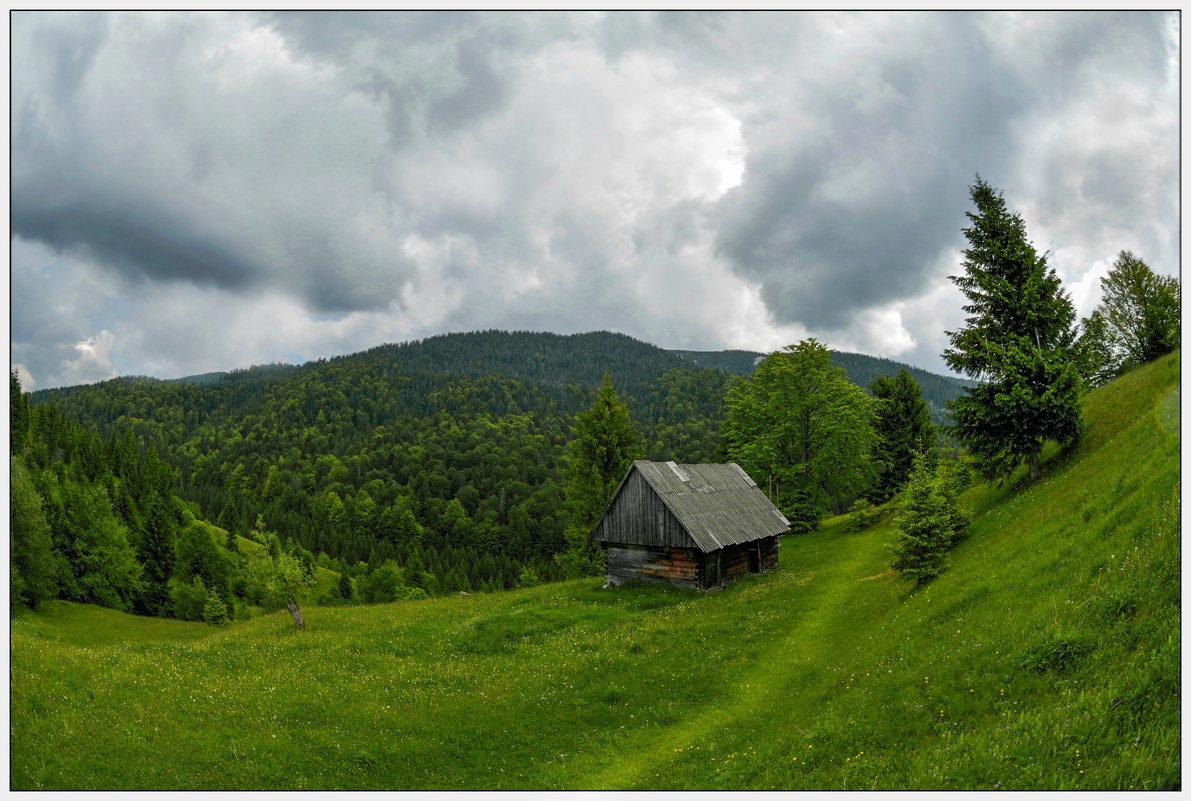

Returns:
559,373,640,577
890,452,964,585
202,591,230,626
135,493,176,616
866,370,936,504
944,177,1083,482
10,371,29,455
337,570,354,601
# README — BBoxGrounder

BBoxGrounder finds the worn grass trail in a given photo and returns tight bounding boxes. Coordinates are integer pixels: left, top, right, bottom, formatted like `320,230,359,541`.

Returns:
579,522,894,788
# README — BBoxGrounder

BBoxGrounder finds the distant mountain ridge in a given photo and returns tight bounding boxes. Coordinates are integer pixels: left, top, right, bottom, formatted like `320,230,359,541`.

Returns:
675,347,973,424
43,330,972,424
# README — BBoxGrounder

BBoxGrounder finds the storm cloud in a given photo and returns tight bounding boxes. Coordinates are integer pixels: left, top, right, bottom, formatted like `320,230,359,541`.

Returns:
10,11,1179,389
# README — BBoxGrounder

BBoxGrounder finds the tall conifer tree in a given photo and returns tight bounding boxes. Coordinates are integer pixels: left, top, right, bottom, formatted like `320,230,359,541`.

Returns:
558,373,640,577
944,177,1083,482
10,371,29,455
564,373,641,528
135,492,177,616
866,370,935,503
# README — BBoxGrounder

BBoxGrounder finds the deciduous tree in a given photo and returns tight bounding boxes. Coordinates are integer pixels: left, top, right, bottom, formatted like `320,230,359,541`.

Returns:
1076,250,1180,387
10,459,58,609
724,338,877,533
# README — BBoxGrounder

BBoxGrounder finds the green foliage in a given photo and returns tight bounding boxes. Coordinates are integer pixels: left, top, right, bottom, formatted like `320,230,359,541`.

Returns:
866,370,936,503
517,565,541,588
270,552,315,606
171,575,208,621
10,458,59,609
135,494,177,616
359,561,405,604
175,520,232,602
1076,250,1180,387
337,571,354,601
944,177,1084,481
889,452,967,584
554,526,605,580
12,370,30,454
725,339,877,533
564,373,642,528
843,498,880,533
559,374,639,577
54,480,145,612
202,591,230,626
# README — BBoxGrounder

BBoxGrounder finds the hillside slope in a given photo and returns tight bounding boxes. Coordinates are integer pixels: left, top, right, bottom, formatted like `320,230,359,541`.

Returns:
10,351,1179,790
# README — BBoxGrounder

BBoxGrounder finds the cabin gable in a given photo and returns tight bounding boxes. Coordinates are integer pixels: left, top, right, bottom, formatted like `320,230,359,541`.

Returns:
589,468,700,550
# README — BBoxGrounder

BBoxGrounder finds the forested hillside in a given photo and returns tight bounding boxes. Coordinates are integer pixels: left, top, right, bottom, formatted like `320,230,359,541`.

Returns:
20,329,973,619
23,332,735,599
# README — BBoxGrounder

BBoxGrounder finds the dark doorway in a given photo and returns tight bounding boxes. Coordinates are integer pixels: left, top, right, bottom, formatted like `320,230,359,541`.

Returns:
748,546,760,574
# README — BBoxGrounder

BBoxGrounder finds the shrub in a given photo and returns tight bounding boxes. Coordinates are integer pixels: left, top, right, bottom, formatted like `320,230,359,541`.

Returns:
844,499,880,532
170,575,208,621
400,586,429,601
360,562,405,604
202,592,230,626
518,566,541,588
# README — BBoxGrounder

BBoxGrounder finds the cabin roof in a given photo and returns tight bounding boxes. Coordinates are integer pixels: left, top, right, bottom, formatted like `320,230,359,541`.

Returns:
590,460,790,552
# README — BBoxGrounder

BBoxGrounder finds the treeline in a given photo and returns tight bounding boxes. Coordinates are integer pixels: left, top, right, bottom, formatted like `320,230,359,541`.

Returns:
20,332,738,617
12,380,184,614
675,347,974,425
15,319,1071,616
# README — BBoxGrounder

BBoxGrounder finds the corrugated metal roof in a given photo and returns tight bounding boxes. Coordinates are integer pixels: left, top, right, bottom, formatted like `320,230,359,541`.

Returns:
592,460,790,552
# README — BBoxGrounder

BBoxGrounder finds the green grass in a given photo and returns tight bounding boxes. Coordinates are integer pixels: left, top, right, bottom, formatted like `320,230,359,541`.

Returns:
10,351,1180,790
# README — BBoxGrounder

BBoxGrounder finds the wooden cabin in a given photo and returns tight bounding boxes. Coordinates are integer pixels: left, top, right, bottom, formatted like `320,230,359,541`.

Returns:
588,460,790,591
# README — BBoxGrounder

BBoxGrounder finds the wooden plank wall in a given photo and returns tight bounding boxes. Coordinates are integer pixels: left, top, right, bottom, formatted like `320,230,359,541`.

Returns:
604,545,699,588
760,536,779,572
592,470,695,549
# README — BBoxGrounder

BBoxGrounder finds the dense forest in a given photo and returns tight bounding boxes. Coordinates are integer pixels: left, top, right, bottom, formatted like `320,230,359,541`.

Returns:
16,329,971,621
675,348,974,425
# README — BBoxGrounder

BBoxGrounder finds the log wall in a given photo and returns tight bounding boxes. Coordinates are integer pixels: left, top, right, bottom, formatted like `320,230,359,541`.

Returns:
604,544,699,589
604,536,779,591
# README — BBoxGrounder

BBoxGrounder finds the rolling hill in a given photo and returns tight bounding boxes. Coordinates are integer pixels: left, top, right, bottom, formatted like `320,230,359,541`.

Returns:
10,350,1179,791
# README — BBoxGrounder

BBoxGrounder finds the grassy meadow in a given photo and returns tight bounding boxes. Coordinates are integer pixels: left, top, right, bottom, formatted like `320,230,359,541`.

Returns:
10,351,1180,790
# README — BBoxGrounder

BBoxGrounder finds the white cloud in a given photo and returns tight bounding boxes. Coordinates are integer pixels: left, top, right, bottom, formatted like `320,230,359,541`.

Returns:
58,331,118,386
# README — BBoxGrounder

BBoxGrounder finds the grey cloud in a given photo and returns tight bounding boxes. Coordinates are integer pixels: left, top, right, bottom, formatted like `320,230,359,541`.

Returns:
712,14,1033,330
427,39,509,135
10,11,1178,389
12,197,261,292
12,12,423,318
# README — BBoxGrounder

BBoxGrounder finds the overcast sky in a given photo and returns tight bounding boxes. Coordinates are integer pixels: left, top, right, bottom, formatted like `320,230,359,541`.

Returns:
10,10,1180,390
